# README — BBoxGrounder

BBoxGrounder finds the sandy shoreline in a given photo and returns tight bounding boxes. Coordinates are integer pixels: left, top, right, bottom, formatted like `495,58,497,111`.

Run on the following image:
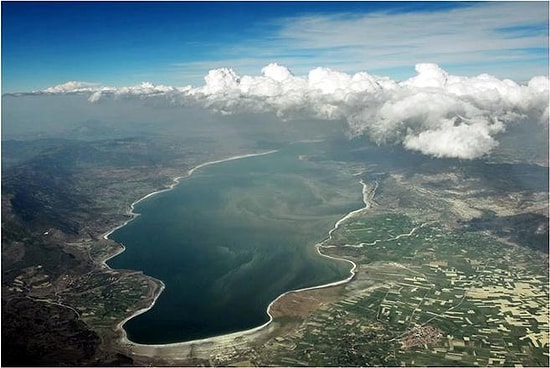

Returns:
102,152,371,355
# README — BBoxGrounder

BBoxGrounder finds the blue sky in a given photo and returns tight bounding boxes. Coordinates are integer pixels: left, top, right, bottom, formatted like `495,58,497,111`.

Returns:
2,1,548,92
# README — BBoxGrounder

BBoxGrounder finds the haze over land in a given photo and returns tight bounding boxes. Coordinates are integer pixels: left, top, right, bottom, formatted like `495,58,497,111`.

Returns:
18,62,548,160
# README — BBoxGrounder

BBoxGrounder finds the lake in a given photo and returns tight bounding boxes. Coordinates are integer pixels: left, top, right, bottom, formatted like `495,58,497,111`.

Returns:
108,141,362,344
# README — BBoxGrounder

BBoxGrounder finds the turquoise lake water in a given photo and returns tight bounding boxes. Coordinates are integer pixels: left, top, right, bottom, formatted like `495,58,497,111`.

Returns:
108,142,361,344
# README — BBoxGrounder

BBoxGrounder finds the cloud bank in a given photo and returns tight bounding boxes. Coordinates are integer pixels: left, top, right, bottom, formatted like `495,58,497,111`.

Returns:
35,63,549,159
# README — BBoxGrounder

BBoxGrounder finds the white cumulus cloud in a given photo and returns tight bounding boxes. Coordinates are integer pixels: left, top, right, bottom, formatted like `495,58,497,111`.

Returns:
36,63,549,159
42,81,101,94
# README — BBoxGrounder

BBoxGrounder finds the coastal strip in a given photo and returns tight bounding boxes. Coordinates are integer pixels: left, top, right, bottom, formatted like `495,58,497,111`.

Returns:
118,177,373,354
328,179,375,239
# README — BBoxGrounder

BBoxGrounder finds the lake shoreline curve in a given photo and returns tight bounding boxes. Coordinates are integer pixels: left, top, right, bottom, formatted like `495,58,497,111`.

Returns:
101,150,370,356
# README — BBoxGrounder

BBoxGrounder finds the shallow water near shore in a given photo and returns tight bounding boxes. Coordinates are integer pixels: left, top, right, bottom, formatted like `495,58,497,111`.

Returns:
108,141,361,344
